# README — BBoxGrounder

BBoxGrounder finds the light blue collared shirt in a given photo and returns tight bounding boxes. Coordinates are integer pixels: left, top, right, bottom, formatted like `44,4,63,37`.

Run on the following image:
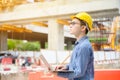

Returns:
58,36,94,80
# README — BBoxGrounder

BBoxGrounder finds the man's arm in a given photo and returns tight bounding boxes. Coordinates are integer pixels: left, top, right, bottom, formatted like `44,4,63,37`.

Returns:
57,46,90,79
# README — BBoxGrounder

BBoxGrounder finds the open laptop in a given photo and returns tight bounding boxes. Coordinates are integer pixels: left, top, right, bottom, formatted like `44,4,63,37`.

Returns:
39,54,73,73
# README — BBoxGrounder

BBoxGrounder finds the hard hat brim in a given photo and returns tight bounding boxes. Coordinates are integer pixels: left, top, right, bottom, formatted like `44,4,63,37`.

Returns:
70,15,77,19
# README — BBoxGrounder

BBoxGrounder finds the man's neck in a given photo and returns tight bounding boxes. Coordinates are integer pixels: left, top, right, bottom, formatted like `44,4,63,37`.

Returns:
76,34,86,41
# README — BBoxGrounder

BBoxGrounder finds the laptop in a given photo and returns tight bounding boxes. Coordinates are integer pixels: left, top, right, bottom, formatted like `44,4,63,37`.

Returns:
39,54,73,73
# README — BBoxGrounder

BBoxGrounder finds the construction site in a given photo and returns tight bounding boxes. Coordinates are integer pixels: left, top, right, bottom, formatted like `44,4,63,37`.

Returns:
0,0,120,80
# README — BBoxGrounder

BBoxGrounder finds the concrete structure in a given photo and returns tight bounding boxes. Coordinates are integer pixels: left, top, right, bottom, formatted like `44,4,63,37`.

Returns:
0,0,120,51
0,31,7,51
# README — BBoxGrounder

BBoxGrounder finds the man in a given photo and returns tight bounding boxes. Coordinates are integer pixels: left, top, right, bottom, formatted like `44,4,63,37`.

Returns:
55,12,94,80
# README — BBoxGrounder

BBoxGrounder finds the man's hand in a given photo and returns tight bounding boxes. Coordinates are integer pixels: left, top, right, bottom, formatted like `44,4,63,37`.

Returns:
55,65,67,70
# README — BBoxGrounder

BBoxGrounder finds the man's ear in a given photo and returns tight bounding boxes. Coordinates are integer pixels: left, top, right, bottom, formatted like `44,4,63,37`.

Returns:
81,25,86,31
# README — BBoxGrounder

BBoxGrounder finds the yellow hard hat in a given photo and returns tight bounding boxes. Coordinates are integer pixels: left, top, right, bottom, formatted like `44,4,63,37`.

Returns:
71,12,93,31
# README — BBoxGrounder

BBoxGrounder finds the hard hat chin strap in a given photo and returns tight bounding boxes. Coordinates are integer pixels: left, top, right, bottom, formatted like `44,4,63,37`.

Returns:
85,23,90,31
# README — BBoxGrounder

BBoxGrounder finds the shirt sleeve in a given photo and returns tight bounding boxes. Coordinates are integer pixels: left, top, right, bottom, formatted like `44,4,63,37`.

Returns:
57,46,90,79
66,64,69,70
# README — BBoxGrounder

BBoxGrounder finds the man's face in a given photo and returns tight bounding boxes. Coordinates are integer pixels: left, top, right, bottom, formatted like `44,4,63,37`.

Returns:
69,18,82,36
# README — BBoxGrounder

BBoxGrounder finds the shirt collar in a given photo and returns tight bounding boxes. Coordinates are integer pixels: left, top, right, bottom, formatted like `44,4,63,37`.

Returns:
75,36,88,45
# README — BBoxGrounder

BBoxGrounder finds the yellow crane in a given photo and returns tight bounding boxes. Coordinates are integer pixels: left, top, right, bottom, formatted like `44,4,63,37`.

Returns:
102,16,119,50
